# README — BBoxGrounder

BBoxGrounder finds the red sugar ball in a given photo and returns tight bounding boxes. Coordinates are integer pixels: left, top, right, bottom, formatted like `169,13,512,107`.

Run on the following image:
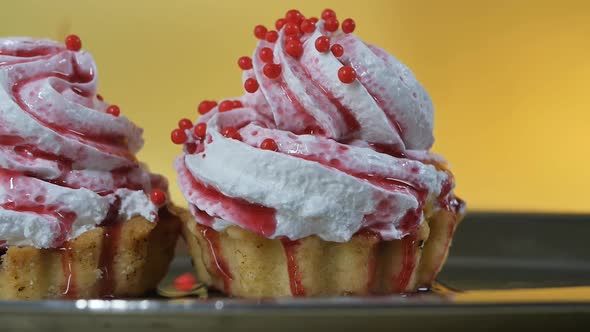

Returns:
178,118,193,130
342,18,356,34
324,18,339,32
238,56,253,70
254,25,268,39
150,189,167,205
263,63,282,79
193,123,207,139
106,105,120,117
259,47,274,63
260,138,278,151
315,36,330,53
65,34,82,51
171,128,187,144
338,66,357,84
331,43,344,57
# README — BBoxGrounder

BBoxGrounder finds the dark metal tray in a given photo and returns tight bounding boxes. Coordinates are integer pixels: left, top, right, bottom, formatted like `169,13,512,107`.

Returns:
1,212,589,331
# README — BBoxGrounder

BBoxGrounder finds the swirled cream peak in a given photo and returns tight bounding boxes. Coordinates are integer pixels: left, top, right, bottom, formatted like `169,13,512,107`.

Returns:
174,10,464,242
0,36,168,249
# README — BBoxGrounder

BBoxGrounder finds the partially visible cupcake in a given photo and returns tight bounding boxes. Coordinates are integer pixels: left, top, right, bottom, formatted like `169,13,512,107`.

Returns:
0,36,180,299
173,9,465,297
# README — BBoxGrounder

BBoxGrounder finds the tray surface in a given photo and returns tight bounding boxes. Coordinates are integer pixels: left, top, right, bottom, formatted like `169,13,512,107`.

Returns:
1,212,589,331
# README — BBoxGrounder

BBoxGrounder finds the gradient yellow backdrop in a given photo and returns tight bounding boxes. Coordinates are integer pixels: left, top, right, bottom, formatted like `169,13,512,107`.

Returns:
2,0,589,212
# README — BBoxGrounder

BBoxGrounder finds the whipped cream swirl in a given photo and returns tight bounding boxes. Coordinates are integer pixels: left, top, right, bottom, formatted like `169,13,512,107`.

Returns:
0,38,167,248
176,22,464,242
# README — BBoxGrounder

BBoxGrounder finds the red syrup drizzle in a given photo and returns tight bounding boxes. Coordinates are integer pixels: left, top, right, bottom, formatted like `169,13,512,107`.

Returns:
298,64,361,134
60,245,78,298
280,238,306,296
97,198,122,298
200,226,233,293
180,162,277,237
392,233,417,293
356,229,381,292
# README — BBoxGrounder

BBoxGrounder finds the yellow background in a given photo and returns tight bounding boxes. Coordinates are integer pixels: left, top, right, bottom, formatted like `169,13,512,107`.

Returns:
2,0,589,212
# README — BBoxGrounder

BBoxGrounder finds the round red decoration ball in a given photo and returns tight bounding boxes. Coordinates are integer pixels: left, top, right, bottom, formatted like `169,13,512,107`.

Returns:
259,47,274,63
198,100,217,115
342,18,356,34
315,36,330,53
150,189,167,205
263,63,282,79
238,56,253,70
331,44,344,57
275,18,286,30
283,22,300,36
254,25,268,39
338,66,357,84
171,128,187,144
65,34,82,51
265,30,279,43
324,18,339,32
218,100,234,112
260,138,278,151
285,40,303,58
300,19,316,33
106,105,120,117
244,78,259,93
321,9,336,20
178,118,193,130
193,123,207,139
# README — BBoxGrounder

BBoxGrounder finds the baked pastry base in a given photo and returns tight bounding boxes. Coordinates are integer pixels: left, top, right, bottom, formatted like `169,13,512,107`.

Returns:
0,208,180,300
177,208,462,298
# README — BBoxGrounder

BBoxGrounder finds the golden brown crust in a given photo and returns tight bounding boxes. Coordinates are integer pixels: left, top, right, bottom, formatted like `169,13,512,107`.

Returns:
176,208,461,298
0,208,180,300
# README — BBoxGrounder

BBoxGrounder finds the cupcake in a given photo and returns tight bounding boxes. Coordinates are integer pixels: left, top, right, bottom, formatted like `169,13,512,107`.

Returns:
0,36,180,299
173,9,465,297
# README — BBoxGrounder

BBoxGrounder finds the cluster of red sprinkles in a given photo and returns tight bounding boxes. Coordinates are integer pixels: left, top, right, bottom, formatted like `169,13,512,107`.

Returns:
63,35,167,205
64,35,123,118
172,9,358,151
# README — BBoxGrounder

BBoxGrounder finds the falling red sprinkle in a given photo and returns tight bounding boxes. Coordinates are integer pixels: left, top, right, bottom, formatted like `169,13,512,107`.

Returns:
285,40,303,58
244,78,259,93
331,43,344,57
218,100,234,112
178,118,193,130
263,63,281,79
285,9,303,24
193,123,207,139
315,36,330,52
300,19,316,33
254,25,268,39
173,273,197,292
260,138,278,151
150,189,167,205
284,35,299,43
265,30,279,43
221,127,242,141
324,18,339,32
275,18,286,30
65,34,82,51
171,128,187,144
283,22,300,36
259,47,274,63
338,66,357,83
342,18,356,34
96,94,103,101
238,56,253,70
198,100,217,115
321,9,336,20
106,105,120,117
